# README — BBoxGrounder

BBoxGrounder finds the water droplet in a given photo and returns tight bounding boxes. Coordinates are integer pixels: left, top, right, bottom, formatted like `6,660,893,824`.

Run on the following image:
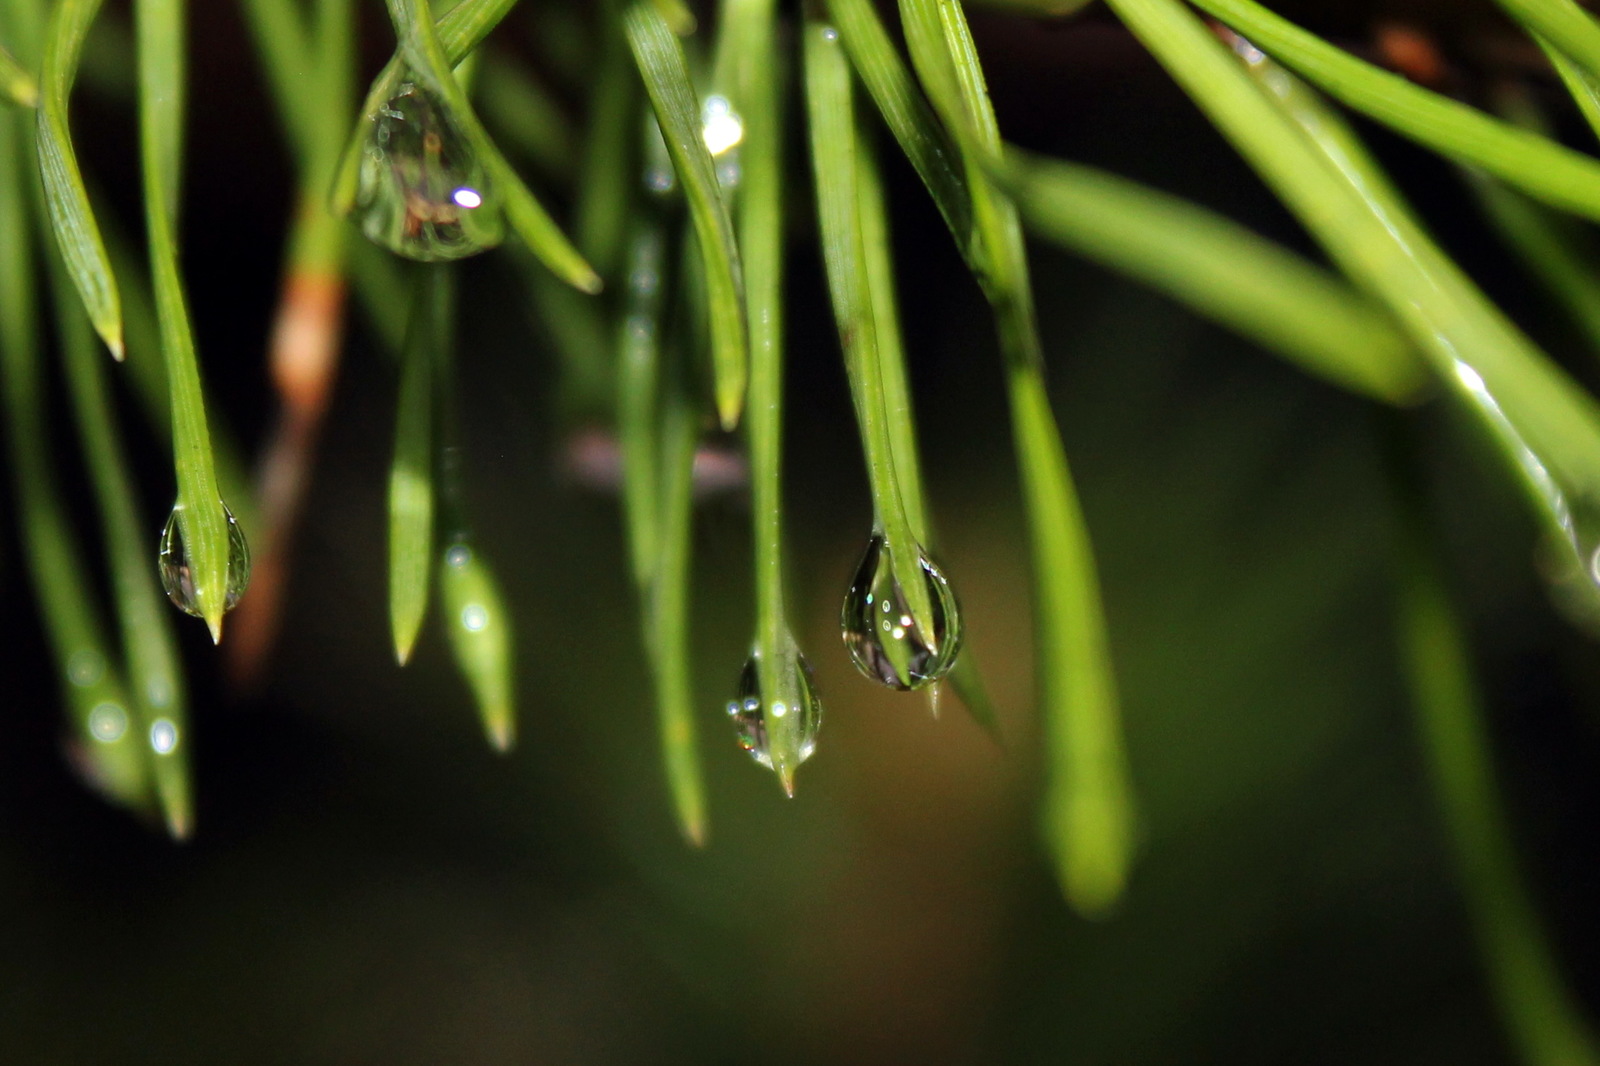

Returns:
445,543,472,570
701,95,745,157
145,676,174,710
354,75,503,261
629,267,660,299
643,165,675,193
643,116,676,194
150,718,179,755
729,653,822,772
159,502,251,617
822,26,839,42
67,649,104,688
88,702,128,743
841,534,963,690
461,603,489,632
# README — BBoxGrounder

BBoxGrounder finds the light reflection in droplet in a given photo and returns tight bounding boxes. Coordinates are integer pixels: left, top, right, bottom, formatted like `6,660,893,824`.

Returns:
150,718,179,755
89,703,128,743
445,544,472,570
451,187,483,209
461,604,489,632
821,26,839,42
771,701,788,719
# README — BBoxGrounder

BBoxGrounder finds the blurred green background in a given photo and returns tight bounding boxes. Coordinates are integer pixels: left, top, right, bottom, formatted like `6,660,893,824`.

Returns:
5,2,1600,1062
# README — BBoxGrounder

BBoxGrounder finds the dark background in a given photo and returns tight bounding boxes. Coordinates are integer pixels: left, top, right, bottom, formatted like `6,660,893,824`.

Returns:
4,1,1600,1062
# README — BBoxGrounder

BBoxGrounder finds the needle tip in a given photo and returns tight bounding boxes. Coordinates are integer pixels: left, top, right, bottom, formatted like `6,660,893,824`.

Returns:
487,717,515,753
164,807,194,841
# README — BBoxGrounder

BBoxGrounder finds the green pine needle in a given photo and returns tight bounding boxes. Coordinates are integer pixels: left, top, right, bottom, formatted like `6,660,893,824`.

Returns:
37,0,122,358
624,1,749,430
137,0,234,642
1189,0,1600,227
389,270,441,666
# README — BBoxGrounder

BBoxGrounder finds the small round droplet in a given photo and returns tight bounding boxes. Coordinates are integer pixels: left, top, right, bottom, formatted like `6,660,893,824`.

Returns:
643,165,676,193
159,503,251,618
354,75,504,261
67,649,105,688
730,654,822,772
841,533,963,690
88,702,128,743
445,543,472,570
146,676,174,710
150,718,179,756
461,603,489,632
821,26,840,42
700,94,745,157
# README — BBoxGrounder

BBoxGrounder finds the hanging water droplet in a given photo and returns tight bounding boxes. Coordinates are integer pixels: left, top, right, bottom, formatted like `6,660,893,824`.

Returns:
354,75,503,262
841,533,963,690
159,503,251,617
728,653,822,773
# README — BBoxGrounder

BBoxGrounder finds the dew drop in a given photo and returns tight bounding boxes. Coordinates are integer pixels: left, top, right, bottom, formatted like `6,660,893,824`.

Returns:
354,74,504,262
700,95,745,157
88,702,128,743
841,533,963,690
643,117,677,194
146,676,174,710
159,502,251,617
729,654,822,772
67,649,104,688
150,718,179,756
643,165,676,193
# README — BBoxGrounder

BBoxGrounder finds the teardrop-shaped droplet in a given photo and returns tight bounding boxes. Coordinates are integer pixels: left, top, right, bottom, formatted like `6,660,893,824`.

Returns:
354,75,503,262
841,533,963,690
728,653,822,773
159,503,251,617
